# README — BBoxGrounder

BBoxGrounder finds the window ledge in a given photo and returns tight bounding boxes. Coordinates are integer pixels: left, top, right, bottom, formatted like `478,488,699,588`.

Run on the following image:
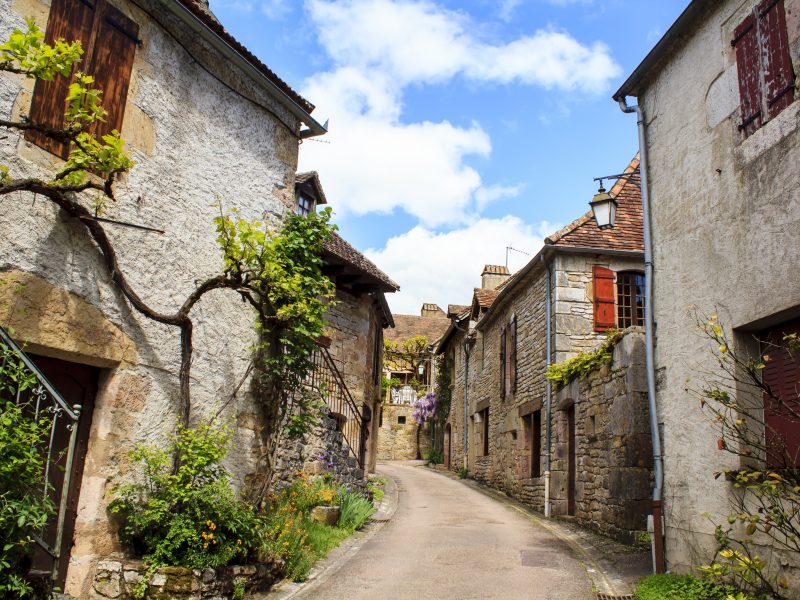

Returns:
736,100,800,163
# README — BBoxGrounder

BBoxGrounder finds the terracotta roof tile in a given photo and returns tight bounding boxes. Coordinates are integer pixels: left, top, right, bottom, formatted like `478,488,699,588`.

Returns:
295,171,328,205
323,233,399,291
545,155,643,252
447,304,470,318
482,265,509,275
175,0,314,113
474,288,500,309
385,314,451,345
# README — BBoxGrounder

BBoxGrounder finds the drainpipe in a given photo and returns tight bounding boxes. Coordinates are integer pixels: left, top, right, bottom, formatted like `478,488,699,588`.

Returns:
617,96,665,574
463,336,471,470
542,254,553,518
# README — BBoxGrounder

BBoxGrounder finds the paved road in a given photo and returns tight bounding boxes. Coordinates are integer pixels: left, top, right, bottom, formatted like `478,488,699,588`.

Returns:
297,462,593,600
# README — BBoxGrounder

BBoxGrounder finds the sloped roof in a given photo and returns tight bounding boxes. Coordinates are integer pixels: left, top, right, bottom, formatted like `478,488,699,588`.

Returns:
323,233,399,292
474,288,501,309
447,304,470,318
545,156,643,252
385,314,451,345
296,172,328,205
174,0,314,113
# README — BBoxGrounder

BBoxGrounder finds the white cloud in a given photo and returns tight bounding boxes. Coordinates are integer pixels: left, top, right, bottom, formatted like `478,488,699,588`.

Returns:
365,217,557,314
299,0,619,225
499,0,523,22
474,184,523,211
261,0,290,19
307,0,619,92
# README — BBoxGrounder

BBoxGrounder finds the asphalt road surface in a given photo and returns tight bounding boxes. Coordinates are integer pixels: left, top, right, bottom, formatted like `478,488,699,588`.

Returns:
296,461,593,600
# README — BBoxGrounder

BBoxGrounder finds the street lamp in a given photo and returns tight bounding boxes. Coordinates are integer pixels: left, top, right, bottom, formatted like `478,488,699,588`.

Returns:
589,183,617,229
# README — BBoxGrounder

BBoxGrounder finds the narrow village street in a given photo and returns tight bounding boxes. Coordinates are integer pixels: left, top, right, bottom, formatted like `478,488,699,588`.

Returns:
294,462,593,600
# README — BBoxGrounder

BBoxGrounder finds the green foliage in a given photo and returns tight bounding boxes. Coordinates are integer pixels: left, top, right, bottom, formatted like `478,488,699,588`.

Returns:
384,334,430,375
367,476,386,503
0,344,54,598
337,489,374,532
108,422,262,570
635,573,750,600
425,448,444,465
232,577,246,600
546,330,623,389
0,18,82,80
457,466,469,479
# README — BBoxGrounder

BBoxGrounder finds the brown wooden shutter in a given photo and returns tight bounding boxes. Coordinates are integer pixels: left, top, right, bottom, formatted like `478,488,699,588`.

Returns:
733,14,763,136
592,265,616,332
25,0,97,157
88,2,139,140
499,326,506,399
761,318,800,467
758,0,795,120
510,314,517,394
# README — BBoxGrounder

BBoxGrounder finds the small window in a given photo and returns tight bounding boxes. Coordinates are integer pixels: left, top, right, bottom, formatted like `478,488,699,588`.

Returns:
480,408,489,456
733,0,795,137
296,194,314,216
397,415,406,425
616,271,645,329
499,315,517,398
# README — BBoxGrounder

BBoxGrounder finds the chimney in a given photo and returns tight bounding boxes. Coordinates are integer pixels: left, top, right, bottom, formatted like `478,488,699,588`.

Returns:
481,265,510,290
420,303,445,318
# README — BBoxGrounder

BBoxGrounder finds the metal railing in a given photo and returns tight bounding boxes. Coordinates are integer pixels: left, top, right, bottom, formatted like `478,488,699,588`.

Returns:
305,343,365,468
0,326,81,583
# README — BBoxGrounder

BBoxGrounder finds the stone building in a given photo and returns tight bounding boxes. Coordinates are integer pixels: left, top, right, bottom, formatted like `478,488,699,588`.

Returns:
613,0,800,578
438,159,654,542
0,0,394,595
378,303,449,461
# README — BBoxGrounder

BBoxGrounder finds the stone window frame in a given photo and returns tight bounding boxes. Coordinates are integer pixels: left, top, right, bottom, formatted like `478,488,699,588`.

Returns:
296,193,315,216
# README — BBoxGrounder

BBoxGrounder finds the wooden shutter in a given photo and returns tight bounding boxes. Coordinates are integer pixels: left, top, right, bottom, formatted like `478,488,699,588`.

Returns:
592,265,616,332
499,326,506,399
759,0,795,120
733,14,763,136
761,318,800,467
510,314,517,394
26,0,97,157
88,2,139,140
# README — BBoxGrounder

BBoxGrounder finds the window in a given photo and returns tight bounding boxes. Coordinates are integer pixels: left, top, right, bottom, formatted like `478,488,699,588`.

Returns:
480,408,489,456
26,0,139,158
499,315,517,398
296,194,315,216
397,415,406,425
593,266,645,331
760,317,800,467
523,411,542,478
616,271,645,329
733,0,795,137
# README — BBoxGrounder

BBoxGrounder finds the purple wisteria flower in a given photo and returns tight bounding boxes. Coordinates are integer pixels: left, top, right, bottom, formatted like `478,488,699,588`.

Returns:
412,392,437,424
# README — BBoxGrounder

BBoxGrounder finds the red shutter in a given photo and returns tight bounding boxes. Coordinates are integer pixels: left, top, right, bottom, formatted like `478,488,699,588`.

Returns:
25,0,97,157
88,3,139,140
510,314,517,394
758,0,795,120
500,326,506,399
761,318,800,467
733,14,763,136
592,266,616,332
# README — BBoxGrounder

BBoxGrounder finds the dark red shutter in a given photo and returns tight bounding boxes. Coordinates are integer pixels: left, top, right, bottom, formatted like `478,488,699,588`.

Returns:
26,0,97,157
510,315,517,394
593,266,616,331
761,318,800,467
500,326,506,399
88,3,138,140
758,0,795,120
733,14,763,136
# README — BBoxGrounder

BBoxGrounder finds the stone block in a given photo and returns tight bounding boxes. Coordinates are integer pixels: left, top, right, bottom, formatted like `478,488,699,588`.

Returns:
310,505,340,525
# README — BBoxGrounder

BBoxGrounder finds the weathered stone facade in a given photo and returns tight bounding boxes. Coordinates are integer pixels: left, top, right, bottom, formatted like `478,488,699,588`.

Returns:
614,0,800,578
551,331,652,543
377,403,431,460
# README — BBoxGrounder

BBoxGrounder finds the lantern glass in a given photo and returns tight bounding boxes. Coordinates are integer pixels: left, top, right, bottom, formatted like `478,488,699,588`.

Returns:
590,189,618,229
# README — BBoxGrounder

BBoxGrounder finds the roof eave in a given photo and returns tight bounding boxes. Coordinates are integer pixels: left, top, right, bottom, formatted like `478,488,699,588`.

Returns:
613,0,706,101
162,0,328,138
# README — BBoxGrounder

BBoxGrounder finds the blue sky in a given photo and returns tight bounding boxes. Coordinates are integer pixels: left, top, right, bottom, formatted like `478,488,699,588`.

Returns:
209,0,689,314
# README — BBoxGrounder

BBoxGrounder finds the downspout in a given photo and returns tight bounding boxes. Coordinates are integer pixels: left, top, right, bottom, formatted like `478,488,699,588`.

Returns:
542,254,553,518
617,96,665,573
463,336,471,470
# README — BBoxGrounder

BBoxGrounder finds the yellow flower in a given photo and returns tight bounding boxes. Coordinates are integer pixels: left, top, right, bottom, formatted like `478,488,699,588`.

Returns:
719,344,728,353
203,543,209,549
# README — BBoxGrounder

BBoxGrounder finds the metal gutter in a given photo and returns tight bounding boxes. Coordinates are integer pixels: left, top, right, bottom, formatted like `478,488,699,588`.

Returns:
542,254,553,518
161,0,327,138
613,0,706,101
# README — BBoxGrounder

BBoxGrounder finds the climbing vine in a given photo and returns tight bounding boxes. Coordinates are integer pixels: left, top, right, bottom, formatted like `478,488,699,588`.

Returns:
0,20,336,487
545,330,623,389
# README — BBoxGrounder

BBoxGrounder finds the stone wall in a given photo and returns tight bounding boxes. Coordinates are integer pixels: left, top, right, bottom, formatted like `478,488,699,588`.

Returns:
377,403,431,460
90,560,284,599
551,331,652,543
634,0,800,577
0,0,305,594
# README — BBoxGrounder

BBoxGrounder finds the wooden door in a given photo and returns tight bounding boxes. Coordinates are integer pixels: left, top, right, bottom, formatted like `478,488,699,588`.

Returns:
444,424,451,469
567,404,576,516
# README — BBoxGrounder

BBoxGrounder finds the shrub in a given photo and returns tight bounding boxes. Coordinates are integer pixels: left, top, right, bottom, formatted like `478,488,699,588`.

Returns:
458,466,469,479
0,345,55,598
635,573,752,600
108,422,262,570
367,476,386,503
337,489,375,532
425,448,443,465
